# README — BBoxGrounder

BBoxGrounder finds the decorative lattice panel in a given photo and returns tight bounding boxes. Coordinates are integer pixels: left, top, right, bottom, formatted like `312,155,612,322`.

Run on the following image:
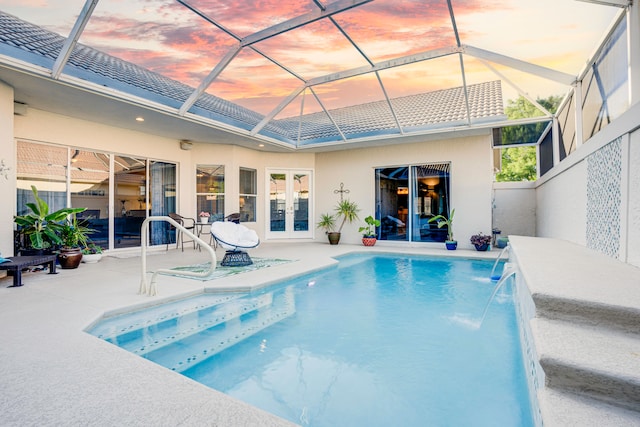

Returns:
586,137,622,258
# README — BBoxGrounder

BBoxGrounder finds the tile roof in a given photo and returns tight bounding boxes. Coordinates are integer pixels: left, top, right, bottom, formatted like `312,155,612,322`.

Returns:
0,11,505,146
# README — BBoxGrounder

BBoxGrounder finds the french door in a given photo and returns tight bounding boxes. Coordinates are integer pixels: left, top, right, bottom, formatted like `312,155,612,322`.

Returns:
266,169,313,239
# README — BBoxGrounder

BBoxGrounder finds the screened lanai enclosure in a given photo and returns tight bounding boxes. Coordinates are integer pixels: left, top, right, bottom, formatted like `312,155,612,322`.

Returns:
1,0,634,251
0,0,627,148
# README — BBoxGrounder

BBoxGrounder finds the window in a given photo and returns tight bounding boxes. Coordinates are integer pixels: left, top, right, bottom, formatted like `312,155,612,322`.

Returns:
375,163,451,242
196,165,224,221
239,167,256,222
16,140,176,251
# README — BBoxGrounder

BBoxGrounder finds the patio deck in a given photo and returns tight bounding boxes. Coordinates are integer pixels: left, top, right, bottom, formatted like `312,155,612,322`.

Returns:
0,239,638,426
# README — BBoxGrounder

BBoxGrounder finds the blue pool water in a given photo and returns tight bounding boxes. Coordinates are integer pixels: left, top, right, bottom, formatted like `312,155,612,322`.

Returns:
89,253,535,427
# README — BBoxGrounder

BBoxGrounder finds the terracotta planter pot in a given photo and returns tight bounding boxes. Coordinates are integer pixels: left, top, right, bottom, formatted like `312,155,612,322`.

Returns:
362,237,377,246
58,247,83,269
327,232,341,245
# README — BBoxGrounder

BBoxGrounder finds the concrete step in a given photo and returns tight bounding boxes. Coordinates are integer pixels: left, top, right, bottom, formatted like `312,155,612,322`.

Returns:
533,294,640,334
538,388,640,427
532,317,640,412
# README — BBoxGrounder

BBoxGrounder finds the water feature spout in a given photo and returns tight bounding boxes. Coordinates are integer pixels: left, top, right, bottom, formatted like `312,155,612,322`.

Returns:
490,244,510,281
479,263,518,326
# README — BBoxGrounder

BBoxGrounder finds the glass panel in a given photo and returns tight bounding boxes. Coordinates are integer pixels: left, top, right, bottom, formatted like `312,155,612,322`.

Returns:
16,141,68,215
150,161,176,246
492,121,552,147
114,156,146,249
239,168,256,222
269,173,286,232
558,92,577,160
196,165,225,221
375,167,408,241
539,130,554,177
81,0,232,95
582,17,629,140
15,141,68,252
293,173,309,232
70,149,110,251
411,164,451,242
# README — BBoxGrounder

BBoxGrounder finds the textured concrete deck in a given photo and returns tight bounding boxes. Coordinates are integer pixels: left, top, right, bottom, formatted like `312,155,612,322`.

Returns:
2,238,638,426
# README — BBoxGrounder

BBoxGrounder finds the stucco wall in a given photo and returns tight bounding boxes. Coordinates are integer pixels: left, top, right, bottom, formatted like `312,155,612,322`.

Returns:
535,101,640,266
0,81,15,257
315,134,494,248
536,160,588,245
492,182,536,238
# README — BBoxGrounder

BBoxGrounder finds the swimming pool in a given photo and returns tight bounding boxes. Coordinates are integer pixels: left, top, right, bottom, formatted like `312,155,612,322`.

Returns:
89,253,538,427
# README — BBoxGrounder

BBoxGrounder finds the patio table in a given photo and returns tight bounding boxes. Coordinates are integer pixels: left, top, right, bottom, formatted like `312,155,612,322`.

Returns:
0,255,58,287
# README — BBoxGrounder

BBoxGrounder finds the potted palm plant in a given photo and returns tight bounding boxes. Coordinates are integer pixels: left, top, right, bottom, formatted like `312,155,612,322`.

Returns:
333,199,359,245
316,199,360,245
358,215,381,246
58,210,93,269
428,208,456,250
317,213,339,244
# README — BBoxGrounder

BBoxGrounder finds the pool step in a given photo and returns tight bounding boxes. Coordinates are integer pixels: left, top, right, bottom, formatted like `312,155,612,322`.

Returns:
144,288,296,373
532,317,640,413
124,293,276,356
92,293,241,342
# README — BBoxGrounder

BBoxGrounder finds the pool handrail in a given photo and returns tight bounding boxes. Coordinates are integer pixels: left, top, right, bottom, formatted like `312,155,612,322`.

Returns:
139,216,217,296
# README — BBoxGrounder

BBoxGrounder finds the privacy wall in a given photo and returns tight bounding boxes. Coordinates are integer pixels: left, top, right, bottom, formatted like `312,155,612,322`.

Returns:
536,102,640,268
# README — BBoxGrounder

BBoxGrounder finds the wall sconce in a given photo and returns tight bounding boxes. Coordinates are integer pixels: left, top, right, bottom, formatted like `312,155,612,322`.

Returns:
0,159,10,180
397,187,408,195
179,140,193,150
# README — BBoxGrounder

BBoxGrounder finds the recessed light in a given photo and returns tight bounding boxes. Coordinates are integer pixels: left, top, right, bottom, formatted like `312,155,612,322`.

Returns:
258,143,264,147
135,116,144,122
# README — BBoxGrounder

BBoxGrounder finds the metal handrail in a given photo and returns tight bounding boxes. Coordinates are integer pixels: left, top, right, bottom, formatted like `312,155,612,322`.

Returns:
139,216,217,296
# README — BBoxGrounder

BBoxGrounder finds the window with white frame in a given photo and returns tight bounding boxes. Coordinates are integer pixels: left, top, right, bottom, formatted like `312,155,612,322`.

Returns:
239,167,256,222
196,165,225,222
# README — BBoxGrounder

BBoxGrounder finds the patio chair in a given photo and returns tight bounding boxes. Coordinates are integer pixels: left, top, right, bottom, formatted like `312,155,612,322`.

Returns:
210,221,260,266
168,213,196,251
225,212,241,224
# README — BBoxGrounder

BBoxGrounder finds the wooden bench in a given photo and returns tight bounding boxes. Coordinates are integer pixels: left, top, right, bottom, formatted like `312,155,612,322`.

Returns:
0,255,58,287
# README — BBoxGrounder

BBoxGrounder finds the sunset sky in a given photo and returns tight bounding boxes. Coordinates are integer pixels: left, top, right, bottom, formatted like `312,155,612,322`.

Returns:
0,0,619,117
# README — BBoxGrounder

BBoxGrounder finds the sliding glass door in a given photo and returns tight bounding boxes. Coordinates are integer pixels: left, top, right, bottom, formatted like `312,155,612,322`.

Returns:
16,140,177,252
375,163,450,242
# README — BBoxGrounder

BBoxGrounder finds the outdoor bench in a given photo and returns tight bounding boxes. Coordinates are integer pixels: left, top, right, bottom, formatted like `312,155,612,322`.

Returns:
0,255,58,287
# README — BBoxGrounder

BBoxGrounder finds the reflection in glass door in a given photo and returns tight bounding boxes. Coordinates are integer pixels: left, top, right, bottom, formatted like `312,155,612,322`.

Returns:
267,170,312,239
114,156,146,249
149,161,176,246
70,149,110,251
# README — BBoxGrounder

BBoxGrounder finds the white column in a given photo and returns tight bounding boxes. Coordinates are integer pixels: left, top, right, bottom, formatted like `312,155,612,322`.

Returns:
628,1,640,106
0,81,16,256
